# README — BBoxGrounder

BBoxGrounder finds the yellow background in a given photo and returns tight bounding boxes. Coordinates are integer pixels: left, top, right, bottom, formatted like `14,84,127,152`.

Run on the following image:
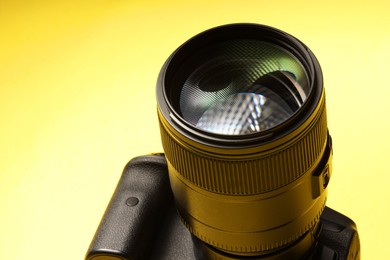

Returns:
1,1,389,259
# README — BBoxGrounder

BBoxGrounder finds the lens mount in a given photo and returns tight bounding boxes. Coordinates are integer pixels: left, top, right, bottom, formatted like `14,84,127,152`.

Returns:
157,24,330,256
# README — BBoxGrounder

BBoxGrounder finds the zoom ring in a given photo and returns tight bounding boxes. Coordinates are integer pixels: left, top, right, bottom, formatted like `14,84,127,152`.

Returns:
159,102,327,195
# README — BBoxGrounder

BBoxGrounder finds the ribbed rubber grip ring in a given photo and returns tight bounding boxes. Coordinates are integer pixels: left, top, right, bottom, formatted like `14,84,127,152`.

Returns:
159,100,327,195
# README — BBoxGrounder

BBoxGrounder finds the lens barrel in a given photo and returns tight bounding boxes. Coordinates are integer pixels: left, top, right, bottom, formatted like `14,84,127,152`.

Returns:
157,24,331,258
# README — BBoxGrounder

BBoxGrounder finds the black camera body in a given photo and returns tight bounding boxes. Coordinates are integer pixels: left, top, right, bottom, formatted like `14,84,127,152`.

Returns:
86,155,360,260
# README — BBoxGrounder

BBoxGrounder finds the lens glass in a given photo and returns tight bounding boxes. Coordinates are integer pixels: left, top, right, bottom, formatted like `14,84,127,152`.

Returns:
178,40,310,135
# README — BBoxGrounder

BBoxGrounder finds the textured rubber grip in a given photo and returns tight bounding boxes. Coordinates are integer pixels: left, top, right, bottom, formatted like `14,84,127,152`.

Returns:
159,99,328,195
316,207,361,260
85,155,172,260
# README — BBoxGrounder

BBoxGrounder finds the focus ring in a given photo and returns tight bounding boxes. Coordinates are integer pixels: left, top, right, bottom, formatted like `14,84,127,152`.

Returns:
159,100,327,195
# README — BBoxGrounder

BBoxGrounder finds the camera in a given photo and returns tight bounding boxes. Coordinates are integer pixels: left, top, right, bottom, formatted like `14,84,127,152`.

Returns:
86,24,360,260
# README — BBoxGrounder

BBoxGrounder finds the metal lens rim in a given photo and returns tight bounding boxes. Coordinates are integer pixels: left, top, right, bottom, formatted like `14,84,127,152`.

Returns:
156,23,322,146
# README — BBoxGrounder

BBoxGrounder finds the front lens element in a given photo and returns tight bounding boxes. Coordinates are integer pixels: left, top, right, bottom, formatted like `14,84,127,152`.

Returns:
179,40,309,135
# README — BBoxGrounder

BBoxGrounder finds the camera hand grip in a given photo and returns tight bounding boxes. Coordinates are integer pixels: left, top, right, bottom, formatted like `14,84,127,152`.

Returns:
85,155,171,260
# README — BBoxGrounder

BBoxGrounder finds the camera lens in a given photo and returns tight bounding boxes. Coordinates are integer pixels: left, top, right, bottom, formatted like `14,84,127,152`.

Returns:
179,40,310,135
157,24,332,258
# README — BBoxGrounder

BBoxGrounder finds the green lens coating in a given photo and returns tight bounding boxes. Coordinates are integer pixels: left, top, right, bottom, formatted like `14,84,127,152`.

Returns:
179,40,310,135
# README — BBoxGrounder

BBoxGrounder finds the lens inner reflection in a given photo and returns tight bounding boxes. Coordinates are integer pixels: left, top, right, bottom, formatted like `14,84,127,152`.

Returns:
179,40,310,135
196,90,293,135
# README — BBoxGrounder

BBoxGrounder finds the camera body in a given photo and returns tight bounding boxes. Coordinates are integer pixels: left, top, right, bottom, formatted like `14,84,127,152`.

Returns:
86,155,360,260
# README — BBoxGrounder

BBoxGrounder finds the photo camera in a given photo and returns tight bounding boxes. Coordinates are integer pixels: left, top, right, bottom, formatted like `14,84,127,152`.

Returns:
86,24,360,260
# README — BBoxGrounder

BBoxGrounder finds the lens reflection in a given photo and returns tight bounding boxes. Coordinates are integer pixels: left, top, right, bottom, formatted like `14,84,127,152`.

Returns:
179,40,310,135
196,90,293,135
